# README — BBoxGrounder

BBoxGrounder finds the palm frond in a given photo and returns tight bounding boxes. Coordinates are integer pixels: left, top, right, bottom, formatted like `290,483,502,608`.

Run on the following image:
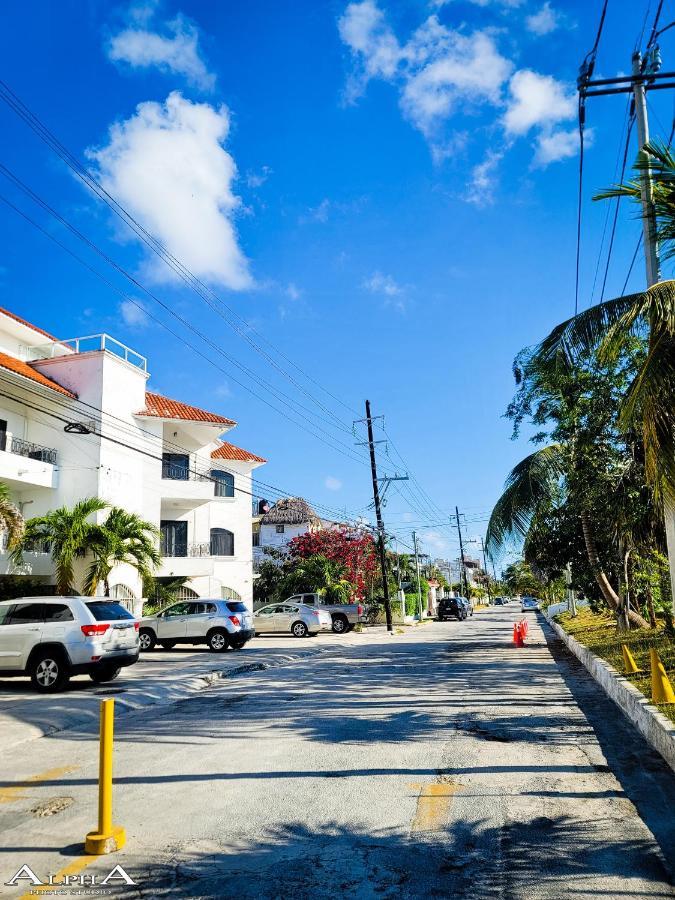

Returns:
486,445,565,557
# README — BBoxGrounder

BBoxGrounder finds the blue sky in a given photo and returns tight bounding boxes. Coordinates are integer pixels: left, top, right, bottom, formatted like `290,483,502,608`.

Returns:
0,0,671,567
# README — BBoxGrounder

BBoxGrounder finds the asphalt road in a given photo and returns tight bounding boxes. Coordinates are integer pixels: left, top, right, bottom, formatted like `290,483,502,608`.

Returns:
1,608,675,899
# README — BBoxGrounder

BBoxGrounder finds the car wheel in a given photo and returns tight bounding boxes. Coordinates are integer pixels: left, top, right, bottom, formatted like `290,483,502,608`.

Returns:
90,666,121,684
292,621,308,638
30,651,70,693
159,641,176,650
139,629,156,651
332,615,349,635
207,629,229,652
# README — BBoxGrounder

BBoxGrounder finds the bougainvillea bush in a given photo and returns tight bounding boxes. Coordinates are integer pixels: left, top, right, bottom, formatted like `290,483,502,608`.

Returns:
288,528,378,601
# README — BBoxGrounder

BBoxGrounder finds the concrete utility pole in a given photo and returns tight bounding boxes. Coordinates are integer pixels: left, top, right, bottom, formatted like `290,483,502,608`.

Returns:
478,537,493,605
631,51,661,287
412,530,423,621
364,400,393,633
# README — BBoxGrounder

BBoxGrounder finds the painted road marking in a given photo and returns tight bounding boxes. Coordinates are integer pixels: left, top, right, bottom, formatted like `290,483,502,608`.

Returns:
410,781,461,833
0,767,79,805
18,855,98,899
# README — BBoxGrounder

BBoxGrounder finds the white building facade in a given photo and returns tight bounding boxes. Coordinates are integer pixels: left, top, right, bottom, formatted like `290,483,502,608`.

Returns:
0,308,266,608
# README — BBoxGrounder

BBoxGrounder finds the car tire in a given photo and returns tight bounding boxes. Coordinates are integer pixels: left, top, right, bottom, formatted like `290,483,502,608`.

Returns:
159,641,176,650
291,621,308,638
30,651,70,693
90,666,121,684
332,615,349,635
139,628,156,652
207,629,229,652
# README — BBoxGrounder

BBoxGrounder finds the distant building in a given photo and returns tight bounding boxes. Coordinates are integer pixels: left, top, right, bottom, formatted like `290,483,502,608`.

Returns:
253,497,341,569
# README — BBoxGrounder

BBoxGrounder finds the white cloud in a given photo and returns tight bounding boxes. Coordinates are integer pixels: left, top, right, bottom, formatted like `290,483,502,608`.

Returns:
119,298,149,327
339,2,577,172
534,126,584,166
108,9,215,90
325,476,343,491
363,271,403,296
526,2,560,36
285,282,302,301
214,382,232,398
502,69,575,136
246,166,272,188
466,150,502,206
88,92,251,290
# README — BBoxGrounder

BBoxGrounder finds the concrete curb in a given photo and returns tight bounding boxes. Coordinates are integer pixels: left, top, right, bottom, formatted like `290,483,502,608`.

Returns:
545,614,675,776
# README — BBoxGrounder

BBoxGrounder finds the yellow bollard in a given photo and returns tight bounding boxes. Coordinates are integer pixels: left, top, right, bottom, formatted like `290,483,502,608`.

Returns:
85,699,126,854
622,644,641,675
650,649,675,704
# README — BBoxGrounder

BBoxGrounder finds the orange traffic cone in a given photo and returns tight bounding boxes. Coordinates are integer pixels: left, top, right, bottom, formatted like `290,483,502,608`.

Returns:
513,623,519,646
518,622,525,646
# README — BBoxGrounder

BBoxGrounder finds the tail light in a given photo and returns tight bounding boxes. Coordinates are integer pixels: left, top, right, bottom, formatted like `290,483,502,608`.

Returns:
81,624,110,637
357,605,364,616
134,622,140,631
228,615,240,627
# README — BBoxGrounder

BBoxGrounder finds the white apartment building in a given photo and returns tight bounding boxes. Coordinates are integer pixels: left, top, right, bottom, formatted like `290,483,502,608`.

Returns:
252,497,341,569
0,307,266,607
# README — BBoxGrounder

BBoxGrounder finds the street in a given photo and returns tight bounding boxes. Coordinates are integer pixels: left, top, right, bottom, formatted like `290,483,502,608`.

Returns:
2,607,675,899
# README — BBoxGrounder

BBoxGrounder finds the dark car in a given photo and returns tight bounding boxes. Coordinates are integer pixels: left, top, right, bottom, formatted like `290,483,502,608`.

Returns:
437,597,466,621
493,597,506,606
457,596,474,617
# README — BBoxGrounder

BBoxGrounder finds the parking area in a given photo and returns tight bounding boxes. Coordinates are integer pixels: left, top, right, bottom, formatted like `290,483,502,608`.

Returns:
0,626,399,749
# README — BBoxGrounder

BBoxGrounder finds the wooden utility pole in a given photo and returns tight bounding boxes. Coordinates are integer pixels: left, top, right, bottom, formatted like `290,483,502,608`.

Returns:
365,400,393,633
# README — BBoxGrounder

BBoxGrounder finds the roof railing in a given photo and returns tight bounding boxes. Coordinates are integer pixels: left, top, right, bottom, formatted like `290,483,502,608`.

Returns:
27,334,147,372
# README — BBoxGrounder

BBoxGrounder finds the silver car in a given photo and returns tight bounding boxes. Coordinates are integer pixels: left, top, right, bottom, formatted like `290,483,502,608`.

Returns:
140,599,255,652
253,602,332,637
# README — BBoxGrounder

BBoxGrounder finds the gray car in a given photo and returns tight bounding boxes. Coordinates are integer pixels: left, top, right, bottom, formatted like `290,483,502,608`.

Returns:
140,599,254,652
253,602,332,637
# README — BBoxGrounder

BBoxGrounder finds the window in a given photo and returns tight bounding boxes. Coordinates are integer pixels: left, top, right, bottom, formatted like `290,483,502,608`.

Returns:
0,419,6,452
225,601,247,613
8,603,45,624
256,605,276,617
275,524,285,534
162,453,190,481
205,603,218,613
252,531,260,547
0,604,13,625
161,521,188,557
303,595,316,605
210,528,234,557
211,470,234,498
43,604,74,622
188,603,206,615
221,587,242,601
164,602,191,617
85,601,134,621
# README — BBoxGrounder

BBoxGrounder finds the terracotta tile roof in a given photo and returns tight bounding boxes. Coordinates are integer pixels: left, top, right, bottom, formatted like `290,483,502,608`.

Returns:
0,307,59,342
137,391,237,426
0,352,76,398
211,440,267,464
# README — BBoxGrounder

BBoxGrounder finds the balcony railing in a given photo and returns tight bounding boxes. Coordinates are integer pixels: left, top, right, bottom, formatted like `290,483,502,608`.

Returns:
2,436,57,465
27,334,147,373
162,542,212,558
161,462,211,482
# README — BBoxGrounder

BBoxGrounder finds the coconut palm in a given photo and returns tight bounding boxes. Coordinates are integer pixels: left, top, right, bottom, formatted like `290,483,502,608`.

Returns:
0,482,24,551
280,554,354,603
84,507,160,597
12,497,108,595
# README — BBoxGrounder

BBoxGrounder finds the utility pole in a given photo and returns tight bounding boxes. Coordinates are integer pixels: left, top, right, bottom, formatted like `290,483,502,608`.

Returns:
632,51,661,286
412,530,423,621
478,537,493,605
455,506,469,598
364,400,393,633
580,47,675,611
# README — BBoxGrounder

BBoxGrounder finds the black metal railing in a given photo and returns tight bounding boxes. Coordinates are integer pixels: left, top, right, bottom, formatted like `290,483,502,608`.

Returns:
7,437,57,465
161,541,212,558
161,462,211,482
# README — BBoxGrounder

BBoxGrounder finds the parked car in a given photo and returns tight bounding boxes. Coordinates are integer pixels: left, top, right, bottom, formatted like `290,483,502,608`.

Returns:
437,596,466,621
458,597,474,617
253,602,332,637
521,596,541,612
493,596,506,606
284,593,365,634
140,599,254,653
0,597,139,693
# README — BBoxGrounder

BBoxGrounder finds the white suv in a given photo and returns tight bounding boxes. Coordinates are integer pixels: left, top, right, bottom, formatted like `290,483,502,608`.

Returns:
0,597,140,692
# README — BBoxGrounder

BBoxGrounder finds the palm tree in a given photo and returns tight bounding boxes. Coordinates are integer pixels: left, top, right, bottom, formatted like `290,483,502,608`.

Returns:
280,554,354,603
0,482,24,551
84,507,160,597
486,445,650,629
12,497,108,595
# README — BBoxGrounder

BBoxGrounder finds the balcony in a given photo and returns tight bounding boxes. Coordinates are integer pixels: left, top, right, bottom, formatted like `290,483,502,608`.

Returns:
27,334,147,372
0,534,53,576
157,544,216,579
0,435,58,490
160,461,214,507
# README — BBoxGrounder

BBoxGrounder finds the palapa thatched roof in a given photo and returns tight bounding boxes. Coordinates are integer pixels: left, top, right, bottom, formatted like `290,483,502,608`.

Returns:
261,497,320,526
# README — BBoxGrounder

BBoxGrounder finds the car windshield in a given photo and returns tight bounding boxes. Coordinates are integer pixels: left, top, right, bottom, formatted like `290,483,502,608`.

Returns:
225,601,247,612
86,601,134,621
